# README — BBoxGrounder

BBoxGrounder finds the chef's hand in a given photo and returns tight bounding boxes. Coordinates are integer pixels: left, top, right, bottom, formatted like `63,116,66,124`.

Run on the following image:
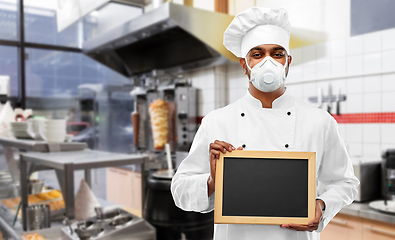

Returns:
207,140,243,197
280,199,325,232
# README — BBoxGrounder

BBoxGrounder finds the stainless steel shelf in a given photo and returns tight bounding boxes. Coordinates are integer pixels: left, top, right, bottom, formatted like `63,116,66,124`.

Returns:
0,137,87,152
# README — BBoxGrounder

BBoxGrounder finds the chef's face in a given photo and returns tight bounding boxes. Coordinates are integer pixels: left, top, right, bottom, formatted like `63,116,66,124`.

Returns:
239,44,292,79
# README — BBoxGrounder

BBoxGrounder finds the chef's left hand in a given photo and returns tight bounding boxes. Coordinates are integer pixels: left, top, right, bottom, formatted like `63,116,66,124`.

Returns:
280,199,325,232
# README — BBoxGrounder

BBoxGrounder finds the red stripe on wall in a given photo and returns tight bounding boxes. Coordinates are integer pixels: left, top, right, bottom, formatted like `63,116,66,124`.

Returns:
198,112,395,124
332,112,395,124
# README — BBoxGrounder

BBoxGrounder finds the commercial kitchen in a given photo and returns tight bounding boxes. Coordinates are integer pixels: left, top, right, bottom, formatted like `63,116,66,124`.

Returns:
0,0,394,239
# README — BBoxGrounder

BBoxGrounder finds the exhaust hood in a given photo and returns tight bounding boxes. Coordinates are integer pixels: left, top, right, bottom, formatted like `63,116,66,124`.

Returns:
82,2,238,77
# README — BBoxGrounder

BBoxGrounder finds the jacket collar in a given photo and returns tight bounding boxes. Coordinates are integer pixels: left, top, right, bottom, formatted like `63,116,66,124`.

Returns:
243,88,294,109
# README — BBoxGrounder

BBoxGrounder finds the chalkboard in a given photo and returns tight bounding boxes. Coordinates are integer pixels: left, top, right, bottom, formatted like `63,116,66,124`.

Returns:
214,151,316,225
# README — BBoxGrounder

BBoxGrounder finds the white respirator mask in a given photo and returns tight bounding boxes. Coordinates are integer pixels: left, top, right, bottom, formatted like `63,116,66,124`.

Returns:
246,56,288,92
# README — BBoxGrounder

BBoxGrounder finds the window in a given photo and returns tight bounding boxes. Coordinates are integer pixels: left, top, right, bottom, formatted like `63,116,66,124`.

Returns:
0,45,18,96
0,0,18,41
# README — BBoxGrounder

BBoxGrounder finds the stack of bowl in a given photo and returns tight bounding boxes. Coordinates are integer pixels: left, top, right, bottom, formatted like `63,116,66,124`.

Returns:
39,119,67,143
27,119,45,140
10,122,30,139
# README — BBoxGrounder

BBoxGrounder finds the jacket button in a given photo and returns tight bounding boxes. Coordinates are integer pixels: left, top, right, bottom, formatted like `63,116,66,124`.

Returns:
287,112,291,116
242,144,246,148
285,144,289,148
241,113,245,117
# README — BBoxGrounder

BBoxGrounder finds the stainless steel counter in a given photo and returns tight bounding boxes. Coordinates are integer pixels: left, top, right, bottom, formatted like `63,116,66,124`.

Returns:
340,202,395,224
19,150,149,230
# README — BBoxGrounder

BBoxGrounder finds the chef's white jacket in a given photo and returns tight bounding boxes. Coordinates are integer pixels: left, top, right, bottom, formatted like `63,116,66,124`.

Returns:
171,90,359,240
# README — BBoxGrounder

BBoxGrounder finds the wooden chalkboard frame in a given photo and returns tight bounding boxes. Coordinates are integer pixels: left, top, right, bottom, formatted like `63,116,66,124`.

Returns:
214,150,316,225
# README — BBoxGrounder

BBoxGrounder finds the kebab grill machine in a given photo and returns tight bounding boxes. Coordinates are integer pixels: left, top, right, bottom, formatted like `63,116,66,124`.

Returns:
131,76,198,165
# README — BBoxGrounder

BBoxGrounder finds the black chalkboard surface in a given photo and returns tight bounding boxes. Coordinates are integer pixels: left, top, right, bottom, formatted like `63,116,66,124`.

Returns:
214,151,316,225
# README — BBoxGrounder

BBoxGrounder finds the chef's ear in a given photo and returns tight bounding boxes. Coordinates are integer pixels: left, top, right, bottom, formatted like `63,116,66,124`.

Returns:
240,58,247,75
286,55,292,77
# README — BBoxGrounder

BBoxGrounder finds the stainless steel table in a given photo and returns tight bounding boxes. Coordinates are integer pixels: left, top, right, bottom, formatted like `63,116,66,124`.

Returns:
20,150,148,231
0,137,87,184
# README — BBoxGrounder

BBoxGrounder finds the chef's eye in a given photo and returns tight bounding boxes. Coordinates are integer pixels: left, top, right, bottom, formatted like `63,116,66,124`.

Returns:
273,52,284,58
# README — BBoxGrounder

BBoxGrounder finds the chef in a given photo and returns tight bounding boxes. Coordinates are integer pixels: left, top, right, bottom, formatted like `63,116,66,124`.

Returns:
171,7,359,240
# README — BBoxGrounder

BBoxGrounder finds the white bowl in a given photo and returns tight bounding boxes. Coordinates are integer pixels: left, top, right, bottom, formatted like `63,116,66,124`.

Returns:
64,134,73,142
10,122,28,130
26,121,43,140
40,129,66,143
12,129,31,139
43,119,67,127
42,125,66,131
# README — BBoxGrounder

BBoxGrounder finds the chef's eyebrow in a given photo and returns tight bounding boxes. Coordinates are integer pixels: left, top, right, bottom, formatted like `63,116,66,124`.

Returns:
250,46,285,51
273,47,285,51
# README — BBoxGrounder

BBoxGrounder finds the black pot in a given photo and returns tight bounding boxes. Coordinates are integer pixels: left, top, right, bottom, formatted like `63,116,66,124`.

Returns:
144,174,214,240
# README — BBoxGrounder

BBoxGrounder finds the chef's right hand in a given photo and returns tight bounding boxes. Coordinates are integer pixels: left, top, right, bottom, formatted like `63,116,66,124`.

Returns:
207,140,243,197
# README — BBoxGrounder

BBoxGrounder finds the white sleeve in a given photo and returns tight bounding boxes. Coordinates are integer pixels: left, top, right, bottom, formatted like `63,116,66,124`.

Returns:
315,117,360,232
170,117,215,213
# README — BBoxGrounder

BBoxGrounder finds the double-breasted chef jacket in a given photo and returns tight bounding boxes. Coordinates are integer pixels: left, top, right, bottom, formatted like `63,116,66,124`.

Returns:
171,89,359,240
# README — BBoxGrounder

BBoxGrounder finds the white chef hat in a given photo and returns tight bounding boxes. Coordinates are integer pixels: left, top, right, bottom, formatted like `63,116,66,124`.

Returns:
223,7,291,58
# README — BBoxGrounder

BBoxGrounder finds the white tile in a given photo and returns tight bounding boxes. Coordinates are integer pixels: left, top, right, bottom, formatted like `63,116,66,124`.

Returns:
316,41,331,59
302,61,316,80
347,143,363,157
362,143,381,158
346,76,363,94
363,31,382,53
363,53,381,73
363,75,381,93
202,102,215,116
290,48,303,65
346,94,363,113
346,35,363,56
202,88,215,103
301,82,317,102
302,45,316,63
381,124,395,144
346,55,363,75
239,78,249,89
316,58,331,78
382,143,395,154
382,49,395,72
382,28,395,50
363,124,380,144
382,73,395,92
331,78,347,92
331,39,346,58
347,124,363,143
331,57,346,77
363,93,381,113
286,84,303,99
382,91,395,112
287,64,303,83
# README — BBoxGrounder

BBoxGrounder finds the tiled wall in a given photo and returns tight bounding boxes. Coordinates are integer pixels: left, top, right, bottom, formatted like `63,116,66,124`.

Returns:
186,27,395,160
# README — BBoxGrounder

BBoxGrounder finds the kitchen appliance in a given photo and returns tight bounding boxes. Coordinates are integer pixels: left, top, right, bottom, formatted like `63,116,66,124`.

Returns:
368,150,395,214
83,2,237,77
144,171,213,240
382,149,395,200
61,208,155,240
133,80,198,153
351,159,381,202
